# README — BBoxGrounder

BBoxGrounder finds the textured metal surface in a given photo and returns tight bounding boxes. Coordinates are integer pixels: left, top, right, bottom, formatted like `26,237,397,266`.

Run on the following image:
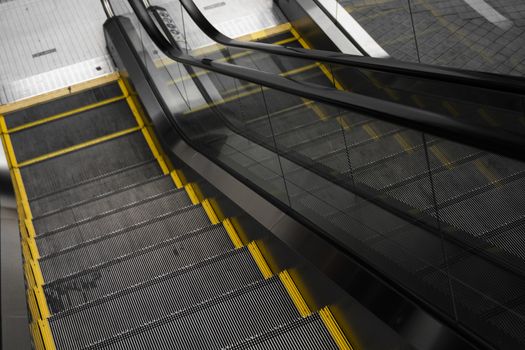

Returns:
3,83,122,128
35,188,193,256
10,100,137,162
39,204,212,283
33,174,173,233
87,277,300,350
44,224,234,313
226,314,339,350
20,131,154,198
49,248,263,349
30,160,162,217
0,0,115,103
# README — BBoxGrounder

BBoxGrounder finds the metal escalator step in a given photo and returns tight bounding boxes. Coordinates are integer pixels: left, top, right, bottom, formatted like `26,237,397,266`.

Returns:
44,224,234,314
10,100,137,163
49,248,263,350
29,160,162,218
225,314,339,350
33,175,175,233
3,83,122,129
20,131,154,199
35,188,193,256
83,277,300,350
39,204,212,282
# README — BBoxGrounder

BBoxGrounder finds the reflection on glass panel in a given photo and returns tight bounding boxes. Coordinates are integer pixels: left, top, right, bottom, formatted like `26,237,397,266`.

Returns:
338,0,525,76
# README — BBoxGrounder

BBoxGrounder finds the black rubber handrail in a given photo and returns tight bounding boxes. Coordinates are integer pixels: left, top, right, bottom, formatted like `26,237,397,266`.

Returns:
127,0,525,162
173,0,525,94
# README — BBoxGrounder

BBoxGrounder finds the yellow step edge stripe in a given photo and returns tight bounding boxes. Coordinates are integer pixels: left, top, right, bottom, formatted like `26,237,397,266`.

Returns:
25,218,37,238
27,287,40,320
1,125,19,167
18,126,141,168
279,270,311,317
393,133,414,153
442,101,460,118
247,242,273,279
430,145,453,170
38,319,57,350
13,168,32,218
170,170,184,189
184,183,200,205
319,307,355,350
7,96,127,133
202,199,220,224
362,124,380,141
141,127,170,174
31,322,45,350
474,159,501,186
0,72,120,115
222,218,243,249
27,237,40,260
30,258,45,285
34,285,50,319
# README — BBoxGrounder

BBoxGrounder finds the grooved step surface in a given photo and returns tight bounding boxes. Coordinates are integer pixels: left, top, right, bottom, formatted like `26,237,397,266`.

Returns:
35,189,194,256
225,314,339,350
49,248,263,350
20,132,154,199
10,100,137,163
39,205,212,283
33,175,174,233
85,277,300,350
3,83,122,129
44,225,234,314
29,160,162,218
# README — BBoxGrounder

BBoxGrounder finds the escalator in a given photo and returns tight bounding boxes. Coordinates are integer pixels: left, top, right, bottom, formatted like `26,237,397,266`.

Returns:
3,0,525,349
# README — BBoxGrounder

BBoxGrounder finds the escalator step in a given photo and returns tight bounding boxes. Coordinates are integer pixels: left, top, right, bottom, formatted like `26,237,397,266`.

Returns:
49,248,263,350
44,224,234,314
20,131,154,199
10,99,137,163
225,314,339,350
35,188,194,256
82,277,299,350
33,175,175,233
3,83,122,129
39,204,213,283
29,160,162,218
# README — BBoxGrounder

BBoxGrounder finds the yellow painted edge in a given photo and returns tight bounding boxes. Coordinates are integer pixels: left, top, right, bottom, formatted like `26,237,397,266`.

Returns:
0,73,120,114
25,218,37,238
1,126,19,167
18,126,141,168
38,319,57,350
393,133,413,153
27,286,40,320
31,322,45,350
27,237,40,260
430,145,453,170
170,170,184,189
13,168,32,218
319,307,354,350
362,124,380,141
222,218,243,249
279,270,311,317
7,95,127,133
125,96,145,128
247,242,273,279
141,127,170,174
24,262,36,290
34,285,50,319
202,199,220,224
474,159,501,186
184,183,200,205
411,95,426,108
30,258,44,285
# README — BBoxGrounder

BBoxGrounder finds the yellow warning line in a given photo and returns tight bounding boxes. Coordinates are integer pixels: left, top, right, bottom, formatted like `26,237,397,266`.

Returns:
223,218,243,248
474,159,501,186
7,96,127,133
279,270,311,317
430,145,453,169
184,183,201,205
393,133,413,153
319,307,355,350
362,124,380,140
17,126,141,168
247,242,273,279
0,73,120,115
38,319,57,350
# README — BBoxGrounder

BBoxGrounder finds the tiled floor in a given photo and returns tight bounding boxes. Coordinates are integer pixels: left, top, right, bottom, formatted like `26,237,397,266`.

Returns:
0,0,115,104
339,0,525,76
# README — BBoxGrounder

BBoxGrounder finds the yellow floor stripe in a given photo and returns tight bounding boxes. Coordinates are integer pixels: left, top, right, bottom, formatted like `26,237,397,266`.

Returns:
17,126,141,168
362,124,380,140
430,145,453,169
319,307,354,350
0,73,120,115
474,159,501,186
279,271,311,317
393,133,413,153
7,96,127,133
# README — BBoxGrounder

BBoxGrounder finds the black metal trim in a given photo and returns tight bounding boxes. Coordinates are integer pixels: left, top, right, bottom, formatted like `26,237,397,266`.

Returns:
127,0,525,163
176,0,525,94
